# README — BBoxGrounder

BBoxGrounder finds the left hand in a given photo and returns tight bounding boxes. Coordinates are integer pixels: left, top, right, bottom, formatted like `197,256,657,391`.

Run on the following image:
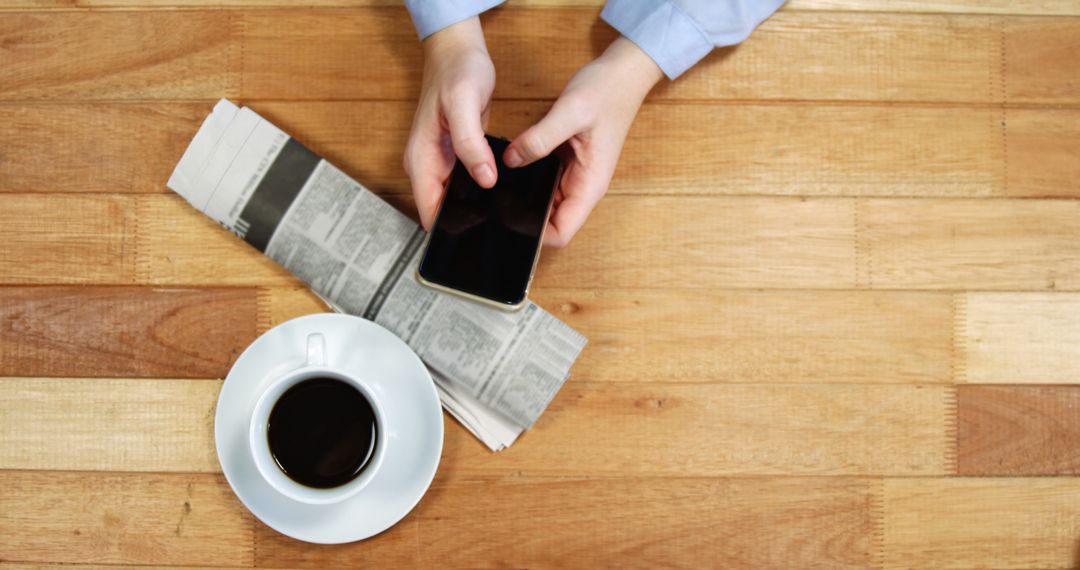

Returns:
503,37,664,247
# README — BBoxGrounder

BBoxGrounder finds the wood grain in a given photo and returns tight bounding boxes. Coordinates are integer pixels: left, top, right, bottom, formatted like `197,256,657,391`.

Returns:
136,194,303,287
532,289,954,384
1004,17,1080,104
0,561,240,565
859,198,1080,290
0,471,253,566
960,293,1080,384
267,285,955,385
0,194,134,284
0,377,219,471
253,476,874,569
242,9,1005,103
882,478,1080,569
3,0,1080,16
0,103,214,194
414,477,873,570
622,103,1003,197
136,194,856,289
0,12,232,100
536,196,855,289
439,383,950,478
4,11,1076,104
1005,108,1080,198
0,378,949,477
5,100,1033,199
14,194,1080,291
0,285,954,385
0,287,259,378
957,385,1080,476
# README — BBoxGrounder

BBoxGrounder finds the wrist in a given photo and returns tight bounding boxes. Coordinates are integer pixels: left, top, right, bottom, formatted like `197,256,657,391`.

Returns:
423,16,488,59
602,36,664,97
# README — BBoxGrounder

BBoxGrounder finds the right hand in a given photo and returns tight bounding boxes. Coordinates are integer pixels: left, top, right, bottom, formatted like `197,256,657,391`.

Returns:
403,16,497,230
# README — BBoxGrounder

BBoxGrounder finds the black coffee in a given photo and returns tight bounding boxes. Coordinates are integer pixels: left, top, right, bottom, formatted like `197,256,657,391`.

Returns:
267,377,378,489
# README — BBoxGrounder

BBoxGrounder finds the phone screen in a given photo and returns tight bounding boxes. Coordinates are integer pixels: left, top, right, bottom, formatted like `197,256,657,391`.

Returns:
418,135,561,308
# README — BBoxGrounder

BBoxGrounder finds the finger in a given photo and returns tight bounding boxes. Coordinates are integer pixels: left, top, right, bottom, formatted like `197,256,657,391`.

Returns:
405,126,455,230
444,90,497,188
505,97,588,168
543,167,608,248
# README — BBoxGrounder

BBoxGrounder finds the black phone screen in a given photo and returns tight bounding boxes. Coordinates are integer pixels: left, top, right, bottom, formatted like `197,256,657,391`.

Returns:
418,135,561,307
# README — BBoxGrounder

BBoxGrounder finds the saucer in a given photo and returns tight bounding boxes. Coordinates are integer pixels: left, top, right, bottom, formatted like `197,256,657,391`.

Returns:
215,313,443,544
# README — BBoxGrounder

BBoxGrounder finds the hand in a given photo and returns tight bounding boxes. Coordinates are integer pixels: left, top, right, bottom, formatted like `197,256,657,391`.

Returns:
504,37,664,247
404,17,497,230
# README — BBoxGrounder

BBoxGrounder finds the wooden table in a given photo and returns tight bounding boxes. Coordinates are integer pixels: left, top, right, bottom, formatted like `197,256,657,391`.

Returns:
2,1,1080,568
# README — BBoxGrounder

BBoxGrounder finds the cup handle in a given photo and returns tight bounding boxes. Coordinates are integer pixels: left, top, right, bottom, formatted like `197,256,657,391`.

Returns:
306,333,326,367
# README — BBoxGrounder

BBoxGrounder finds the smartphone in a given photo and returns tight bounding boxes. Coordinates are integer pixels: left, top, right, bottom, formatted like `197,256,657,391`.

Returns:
417,135,562,311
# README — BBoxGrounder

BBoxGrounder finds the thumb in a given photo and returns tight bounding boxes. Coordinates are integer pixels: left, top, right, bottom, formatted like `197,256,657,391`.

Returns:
505,98,587,168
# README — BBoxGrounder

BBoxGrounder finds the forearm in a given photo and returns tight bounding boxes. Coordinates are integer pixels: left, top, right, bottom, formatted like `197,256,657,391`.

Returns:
598,36,665,98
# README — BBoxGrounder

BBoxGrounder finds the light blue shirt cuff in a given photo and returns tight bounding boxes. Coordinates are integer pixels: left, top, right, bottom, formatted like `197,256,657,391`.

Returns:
405,0,507,40
601,0,714,80
603,0,786,80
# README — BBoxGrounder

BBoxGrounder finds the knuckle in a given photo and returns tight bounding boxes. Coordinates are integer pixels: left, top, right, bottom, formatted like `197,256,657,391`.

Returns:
520,131,548,159
558,93,594,125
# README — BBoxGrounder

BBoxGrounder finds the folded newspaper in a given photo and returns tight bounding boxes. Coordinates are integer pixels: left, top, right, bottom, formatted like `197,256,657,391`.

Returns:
167,99,587,451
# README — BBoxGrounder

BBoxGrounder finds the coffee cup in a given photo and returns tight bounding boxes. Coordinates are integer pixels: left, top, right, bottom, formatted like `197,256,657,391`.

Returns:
248,332,386,505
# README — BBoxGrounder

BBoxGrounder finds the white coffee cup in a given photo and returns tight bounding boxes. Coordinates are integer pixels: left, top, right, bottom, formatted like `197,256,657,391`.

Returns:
248,332,387,505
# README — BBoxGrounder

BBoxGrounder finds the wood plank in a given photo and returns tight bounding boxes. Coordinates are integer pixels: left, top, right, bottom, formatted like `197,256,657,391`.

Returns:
0,12,233,100
6,100,1027,199
960,293,1080,384
0,287,259,378
0,377,219,472
22,194,1080,292
134,191,416,286
622,103,1003,197
138,194,856,289
4,0,1080,17
0,10,1036,104
1005,108,1080,197
136,194,301,287
3,10,1075,104
537,196,855,289
253,476,874,569
882,478,1080,569
242,9,1003,103
1004,17,1080,104
0,561,240,565
531,289,954,384
0,103,214,193
859,198,1080,290
957,385,1080,476
0,194,134,284
237,9,419,102
265,287,954,384
0,379,948,476
0,471,253,566
441,383,950,477
419,477,873,570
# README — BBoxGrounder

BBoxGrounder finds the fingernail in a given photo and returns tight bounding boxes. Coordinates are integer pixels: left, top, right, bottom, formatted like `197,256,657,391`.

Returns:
472,164,495,187
504,148,523,168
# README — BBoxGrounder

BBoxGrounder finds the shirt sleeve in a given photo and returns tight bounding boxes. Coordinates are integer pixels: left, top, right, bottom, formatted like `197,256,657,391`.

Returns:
405,0,507,40
600,0,787,79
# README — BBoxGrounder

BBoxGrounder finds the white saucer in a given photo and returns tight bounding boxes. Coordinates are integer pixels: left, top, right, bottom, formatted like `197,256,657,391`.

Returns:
215,313,443,544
